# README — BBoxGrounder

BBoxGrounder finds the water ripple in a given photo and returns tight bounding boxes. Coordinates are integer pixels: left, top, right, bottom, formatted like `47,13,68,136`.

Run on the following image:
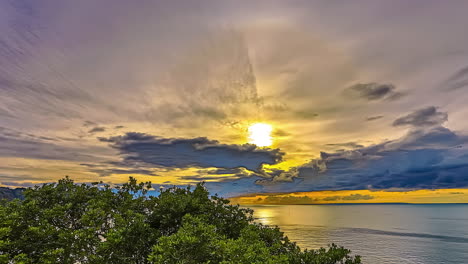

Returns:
345,227,468,244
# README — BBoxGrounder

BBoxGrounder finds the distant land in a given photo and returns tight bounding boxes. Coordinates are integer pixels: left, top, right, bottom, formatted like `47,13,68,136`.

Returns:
0,187,25,200
229,189,468,205
2,186,467,205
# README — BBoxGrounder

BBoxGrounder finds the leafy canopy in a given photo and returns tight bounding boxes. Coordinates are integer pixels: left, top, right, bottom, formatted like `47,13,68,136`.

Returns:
0,177,361,264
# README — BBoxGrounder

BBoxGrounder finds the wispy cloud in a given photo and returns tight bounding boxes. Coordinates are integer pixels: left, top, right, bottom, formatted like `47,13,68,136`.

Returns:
444,66,468,90
344,83,404,101
88,127,106,134
366,116,384,121
393,107,447,127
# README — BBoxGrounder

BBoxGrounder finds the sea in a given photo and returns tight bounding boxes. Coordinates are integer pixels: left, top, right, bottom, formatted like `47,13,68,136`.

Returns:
245,204,468,264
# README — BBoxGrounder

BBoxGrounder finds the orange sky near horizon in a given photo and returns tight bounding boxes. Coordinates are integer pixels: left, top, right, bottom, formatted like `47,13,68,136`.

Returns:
229,189,468,205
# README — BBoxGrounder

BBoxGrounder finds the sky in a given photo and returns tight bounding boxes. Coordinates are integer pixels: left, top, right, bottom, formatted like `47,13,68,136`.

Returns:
1,0,468,199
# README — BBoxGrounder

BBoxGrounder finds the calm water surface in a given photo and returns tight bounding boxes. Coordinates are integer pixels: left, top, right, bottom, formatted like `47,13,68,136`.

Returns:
246,204,468,264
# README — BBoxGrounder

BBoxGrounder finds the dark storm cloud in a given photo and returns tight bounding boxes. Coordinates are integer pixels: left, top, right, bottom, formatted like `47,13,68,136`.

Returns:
345,83,404,101
393,106,447,127
444,65,468,90
99,132,283,172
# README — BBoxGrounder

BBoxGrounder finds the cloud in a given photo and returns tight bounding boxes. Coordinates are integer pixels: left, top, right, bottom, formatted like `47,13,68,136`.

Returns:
291,126,468,191
341,193,374,200
366,116,384,121
273,129,292,137
297,194,374,203
80,163,157,177
294,111,319,119
180,174,242,182
255,167,300,184
204,167,256,177
246,123,468,194
321,196,342,201
326,142,364,149
444,66,468,90
88,127,106,133
393,106,447,127
99,132,283,172
83,121,98,127
244,193,374,204
177,168,259,183
345,83,404,101
0,129,101,162
262,195,317,204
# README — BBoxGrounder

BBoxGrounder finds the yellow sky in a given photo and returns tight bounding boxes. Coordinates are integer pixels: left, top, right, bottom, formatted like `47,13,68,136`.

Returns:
230,189,468,204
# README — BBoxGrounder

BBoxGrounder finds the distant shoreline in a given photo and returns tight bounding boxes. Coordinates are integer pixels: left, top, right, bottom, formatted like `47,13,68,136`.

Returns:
239,202,468,206
229,188,468,205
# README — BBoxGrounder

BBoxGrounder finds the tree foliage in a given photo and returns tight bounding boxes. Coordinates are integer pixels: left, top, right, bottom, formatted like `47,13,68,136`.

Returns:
0,177,361,264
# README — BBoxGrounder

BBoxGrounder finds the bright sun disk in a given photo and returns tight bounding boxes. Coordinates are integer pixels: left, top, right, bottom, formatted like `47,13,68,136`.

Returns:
248,123,273,147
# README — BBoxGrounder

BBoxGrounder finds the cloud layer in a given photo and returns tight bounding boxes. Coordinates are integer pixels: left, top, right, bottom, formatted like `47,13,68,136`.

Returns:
256,125,468,193
1,0,468,196
202,107,468,196
100,132,283,172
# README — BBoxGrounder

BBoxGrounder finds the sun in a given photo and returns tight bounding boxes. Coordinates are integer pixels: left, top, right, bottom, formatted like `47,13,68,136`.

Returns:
248,123,273,147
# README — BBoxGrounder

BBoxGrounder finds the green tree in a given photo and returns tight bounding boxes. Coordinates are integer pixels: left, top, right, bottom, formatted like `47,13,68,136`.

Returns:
0,177,361,264
0,177,157,264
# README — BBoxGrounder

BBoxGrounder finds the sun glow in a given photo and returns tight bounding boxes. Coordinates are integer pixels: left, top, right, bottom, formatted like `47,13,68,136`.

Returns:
248,123,273,147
